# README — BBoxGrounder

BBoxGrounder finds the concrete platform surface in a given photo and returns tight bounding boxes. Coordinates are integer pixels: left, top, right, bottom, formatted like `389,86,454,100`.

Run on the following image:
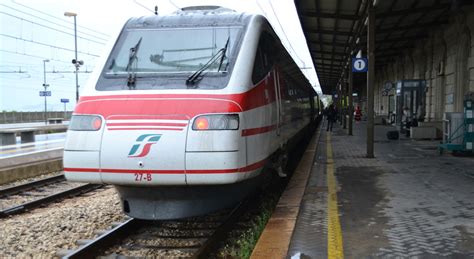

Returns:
0,133,65,159
0,131,65,184
284,121,474,258
0,121,69,129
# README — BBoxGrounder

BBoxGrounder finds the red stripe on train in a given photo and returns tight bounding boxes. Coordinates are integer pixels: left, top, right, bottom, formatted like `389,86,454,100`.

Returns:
106,122,188,127
107,115,189,120
241,125,277,136
64,159,267,174
107,127,184,131
75,73,276,117
75,99,242,118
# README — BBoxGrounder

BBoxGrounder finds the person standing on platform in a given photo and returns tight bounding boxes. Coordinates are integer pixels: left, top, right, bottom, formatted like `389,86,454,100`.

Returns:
354,105,362,122
326,104,336,131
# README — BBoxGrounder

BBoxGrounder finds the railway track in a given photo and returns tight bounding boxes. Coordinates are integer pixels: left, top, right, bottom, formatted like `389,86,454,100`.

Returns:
0,174,103,218
60,199,251,258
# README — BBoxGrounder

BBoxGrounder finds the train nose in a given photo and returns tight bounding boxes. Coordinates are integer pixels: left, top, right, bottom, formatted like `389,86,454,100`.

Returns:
99,115,189,185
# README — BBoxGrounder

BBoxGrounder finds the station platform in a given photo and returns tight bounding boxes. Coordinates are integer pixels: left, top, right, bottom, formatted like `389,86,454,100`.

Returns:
0,123,66,184
252,120,474,258
0,132,65,160
0,122,67,159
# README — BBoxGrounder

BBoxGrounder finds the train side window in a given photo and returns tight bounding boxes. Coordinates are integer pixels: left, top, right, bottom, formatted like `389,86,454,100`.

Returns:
252,32,275,84
252,47,266,84
261,32,275,68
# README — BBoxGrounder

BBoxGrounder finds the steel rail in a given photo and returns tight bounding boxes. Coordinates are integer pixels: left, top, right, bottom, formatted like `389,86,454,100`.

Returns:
0,174,65,198
0,183,103,218
62,200,251,258
63,218,145,259
192,199,251,258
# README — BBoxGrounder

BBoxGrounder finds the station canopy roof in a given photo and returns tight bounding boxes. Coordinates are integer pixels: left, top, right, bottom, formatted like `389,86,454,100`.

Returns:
296,0,473,95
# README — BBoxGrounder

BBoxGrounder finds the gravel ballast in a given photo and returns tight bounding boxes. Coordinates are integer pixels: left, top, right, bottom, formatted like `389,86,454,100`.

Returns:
0,181,85,210
0,187,125,258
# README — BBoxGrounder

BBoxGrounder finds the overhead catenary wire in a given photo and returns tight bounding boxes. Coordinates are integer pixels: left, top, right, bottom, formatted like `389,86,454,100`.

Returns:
0,3,109,42
168,0,181,10
0,12,106,45
0,83,79,93
259,0,319,88
10,0,111,38
0,49,72,64
0,70,92,74
266,0,305,67
132,0,156,14
0,64,92,72
0,33,100,57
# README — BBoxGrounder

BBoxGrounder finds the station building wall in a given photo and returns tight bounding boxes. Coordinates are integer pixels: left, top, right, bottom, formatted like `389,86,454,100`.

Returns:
374,7,474,122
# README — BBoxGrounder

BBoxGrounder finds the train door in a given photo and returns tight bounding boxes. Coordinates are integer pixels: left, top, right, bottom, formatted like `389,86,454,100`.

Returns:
274,69,282,136
248,31,280,163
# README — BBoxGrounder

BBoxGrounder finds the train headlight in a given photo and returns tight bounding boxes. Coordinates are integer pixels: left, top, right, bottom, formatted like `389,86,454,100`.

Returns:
192,114,239,130
69,115,103,131
194,117,210,130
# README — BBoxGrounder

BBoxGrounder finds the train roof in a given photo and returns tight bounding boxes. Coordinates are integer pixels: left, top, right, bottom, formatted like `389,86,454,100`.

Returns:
125,6,257,29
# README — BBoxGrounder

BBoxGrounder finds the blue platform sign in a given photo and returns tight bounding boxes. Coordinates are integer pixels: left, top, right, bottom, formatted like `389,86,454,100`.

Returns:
61,98,69,103
352,57,368,73
39,91,51,96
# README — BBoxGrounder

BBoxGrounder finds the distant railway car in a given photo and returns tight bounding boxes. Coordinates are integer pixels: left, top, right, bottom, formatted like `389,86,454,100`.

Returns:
64,6,319,219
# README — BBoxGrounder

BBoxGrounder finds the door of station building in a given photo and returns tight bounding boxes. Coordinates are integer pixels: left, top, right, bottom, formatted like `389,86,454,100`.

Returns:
395,80,426,127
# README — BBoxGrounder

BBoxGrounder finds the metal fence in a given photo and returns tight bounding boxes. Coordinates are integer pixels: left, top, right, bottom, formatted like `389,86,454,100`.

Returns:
0,111,73,124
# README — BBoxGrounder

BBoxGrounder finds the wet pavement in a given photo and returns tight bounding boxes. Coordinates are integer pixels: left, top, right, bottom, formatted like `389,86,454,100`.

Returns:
0,122,66,159
288,120,474,258
0,133,65,159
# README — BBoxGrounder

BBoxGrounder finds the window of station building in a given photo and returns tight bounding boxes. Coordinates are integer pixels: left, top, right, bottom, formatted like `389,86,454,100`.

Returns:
252,32,276,84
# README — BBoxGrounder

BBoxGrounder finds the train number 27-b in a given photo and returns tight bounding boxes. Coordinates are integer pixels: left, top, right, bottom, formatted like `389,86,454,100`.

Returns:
135,172,152,182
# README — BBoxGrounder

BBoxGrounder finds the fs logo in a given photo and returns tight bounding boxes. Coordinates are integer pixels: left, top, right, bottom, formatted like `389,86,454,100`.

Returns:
128,134,162,158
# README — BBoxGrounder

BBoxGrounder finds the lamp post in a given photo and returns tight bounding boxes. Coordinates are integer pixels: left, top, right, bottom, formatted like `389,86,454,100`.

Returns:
64,12,80,103
43,59,50,125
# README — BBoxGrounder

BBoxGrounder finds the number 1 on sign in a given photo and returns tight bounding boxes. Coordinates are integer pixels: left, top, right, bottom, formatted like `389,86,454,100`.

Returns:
352,58,367,72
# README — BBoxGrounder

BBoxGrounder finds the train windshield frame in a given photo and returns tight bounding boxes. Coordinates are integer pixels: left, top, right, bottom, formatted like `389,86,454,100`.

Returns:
97,26,243,91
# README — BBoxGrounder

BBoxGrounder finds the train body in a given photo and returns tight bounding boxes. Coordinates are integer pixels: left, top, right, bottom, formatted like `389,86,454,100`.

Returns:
64,6,320,219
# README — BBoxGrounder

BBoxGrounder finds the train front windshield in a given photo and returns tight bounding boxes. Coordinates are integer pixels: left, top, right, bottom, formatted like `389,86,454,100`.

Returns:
105,27,240,76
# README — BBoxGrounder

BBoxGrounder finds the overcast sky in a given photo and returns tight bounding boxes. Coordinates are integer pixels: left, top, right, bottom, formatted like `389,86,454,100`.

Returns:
0,0,321,111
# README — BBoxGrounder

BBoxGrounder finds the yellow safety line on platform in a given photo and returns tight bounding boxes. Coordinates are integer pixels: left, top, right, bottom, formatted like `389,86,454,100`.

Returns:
0,145,42,155
250,125,322,259
327,133,344,258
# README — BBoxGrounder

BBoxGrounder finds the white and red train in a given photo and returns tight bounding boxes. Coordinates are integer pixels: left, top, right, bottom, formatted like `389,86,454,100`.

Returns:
64,6,321,219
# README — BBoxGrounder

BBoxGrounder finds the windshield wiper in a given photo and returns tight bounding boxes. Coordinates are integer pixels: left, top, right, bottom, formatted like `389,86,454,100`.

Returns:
186,37,230,86
217,37,230,72
126,37,142,88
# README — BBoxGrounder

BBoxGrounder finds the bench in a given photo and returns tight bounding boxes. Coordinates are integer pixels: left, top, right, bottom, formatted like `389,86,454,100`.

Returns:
410,126,438,140
418,121,443,138
47,118,63,124
0,128,36,145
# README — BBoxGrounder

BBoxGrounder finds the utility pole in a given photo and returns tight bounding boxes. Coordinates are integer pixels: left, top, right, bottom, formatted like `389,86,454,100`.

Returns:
43,59,50,125
64,12,82,103
367,3,375,158
348,67,353,135
343,74,347,129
